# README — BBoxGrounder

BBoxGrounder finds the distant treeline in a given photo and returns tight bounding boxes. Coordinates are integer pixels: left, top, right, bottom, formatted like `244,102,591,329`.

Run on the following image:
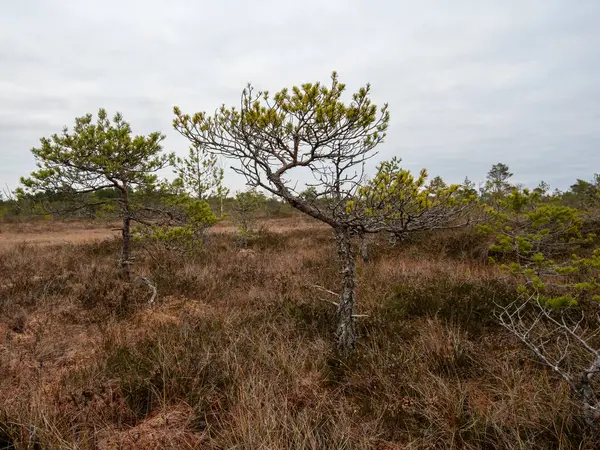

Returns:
0,187,297,222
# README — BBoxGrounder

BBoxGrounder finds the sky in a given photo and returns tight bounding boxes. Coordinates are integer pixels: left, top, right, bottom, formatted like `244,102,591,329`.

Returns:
1,0,599,193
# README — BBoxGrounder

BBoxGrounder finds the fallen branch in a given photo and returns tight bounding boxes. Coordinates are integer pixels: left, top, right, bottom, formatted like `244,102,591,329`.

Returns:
495,297,600,426
319,297,340,307
308,284,339,297
140,276,157,305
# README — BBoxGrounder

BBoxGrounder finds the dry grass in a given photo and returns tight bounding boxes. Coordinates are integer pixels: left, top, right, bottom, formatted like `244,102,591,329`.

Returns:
0,220,598,449
0,220,118,249
0,216,324,249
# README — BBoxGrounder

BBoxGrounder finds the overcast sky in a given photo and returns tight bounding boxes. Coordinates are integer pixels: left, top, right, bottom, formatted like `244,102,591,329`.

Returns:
1,0,599,193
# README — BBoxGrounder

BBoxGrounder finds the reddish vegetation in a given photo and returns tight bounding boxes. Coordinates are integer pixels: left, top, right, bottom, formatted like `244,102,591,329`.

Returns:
0,219,596,448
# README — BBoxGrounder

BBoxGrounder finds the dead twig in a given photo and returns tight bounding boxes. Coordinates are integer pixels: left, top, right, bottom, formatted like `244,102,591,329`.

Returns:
140,276,157,305
308,284,339,297
318,297,340,307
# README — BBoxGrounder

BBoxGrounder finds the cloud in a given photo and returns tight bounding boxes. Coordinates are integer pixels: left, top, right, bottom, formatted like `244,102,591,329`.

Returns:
1,0,599,192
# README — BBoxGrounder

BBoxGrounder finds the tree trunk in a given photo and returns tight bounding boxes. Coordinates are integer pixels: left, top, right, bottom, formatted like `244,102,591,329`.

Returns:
335,227,357,356
120,186,132,304
580,354,600,426
121,210,131,281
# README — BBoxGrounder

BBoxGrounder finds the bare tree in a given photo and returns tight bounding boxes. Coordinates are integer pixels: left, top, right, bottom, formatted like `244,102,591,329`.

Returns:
497,297,600,426
173,73,471,354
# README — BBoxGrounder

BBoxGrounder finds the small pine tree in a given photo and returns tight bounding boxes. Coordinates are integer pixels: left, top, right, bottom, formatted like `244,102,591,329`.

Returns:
134,188,219,255
174,143,229,210
173,74,473,354
483,162,514,202
20,109,172,295
232,189,266,245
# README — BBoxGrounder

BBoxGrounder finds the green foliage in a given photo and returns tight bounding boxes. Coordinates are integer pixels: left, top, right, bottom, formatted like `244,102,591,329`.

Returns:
534,180,551,198
300,186,319,202
173,72,391,234
483,162,514,201
428,175,447,190
0,197,20,222
483,188,588,258
21,109,172,198
347,157,471,232
484,186,600,307
134,190,219,254
19,109,174,228
174,72,389,147
232,189,267,241
174,143,229,209
263,196,286,218
456,177,478,203
562,174,600,209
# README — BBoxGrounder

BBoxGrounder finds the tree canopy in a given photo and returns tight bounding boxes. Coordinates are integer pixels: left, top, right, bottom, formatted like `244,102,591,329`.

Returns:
21,109,171,198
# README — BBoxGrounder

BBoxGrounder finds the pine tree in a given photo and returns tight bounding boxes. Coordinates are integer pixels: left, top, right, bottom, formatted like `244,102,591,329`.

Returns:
173,73,472,354
20,109,172,297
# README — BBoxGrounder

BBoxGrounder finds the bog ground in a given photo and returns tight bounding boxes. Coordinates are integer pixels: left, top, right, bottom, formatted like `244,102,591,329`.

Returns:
0,218,597,449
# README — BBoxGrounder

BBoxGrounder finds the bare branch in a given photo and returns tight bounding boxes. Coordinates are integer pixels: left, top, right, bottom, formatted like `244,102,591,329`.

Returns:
308,284,339,297
140,276,157,305
496,296,600,426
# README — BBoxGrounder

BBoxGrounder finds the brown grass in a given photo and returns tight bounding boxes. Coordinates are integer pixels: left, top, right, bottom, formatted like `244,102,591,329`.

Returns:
0,220,118,248
0,219,597,448
0,216,325,249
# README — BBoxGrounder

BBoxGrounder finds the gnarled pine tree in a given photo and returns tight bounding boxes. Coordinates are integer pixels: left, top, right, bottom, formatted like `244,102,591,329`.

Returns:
173,73,471,354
